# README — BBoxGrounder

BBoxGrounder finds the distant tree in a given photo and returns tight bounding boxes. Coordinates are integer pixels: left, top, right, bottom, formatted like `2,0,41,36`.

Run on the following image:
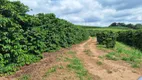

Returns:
109,22,126,27
118,23,126,27
135,24,142,29
126,23,135,29
109,22,142,29
109,22,117,27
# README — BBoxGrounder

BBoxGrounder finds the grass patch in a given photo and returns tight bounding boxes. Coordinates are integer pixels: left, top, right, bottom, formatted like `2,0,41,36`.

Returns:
43,66,58,77
96,61,103,66
105,52,119,61
67,50,76,54
43,51,93,80
98,56,105,59
81,26,133,32
67,57,92,80
66,51,93,80
97,44,110,51
92,37,95,39
42,65,64,80
104,42,142,68
84,49,93,56
18,74,30,80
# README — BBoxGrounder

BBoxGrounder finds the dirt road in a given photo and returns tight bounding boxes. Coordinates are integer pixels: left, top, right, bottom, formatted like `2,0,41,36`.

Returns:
75,38,142,80
0,38,141,80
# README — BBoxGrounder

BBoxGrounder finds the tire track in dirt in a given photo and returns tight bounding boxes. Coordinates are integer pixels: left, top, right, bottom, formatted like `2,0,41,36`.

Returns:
0,38,141,80
75,38,142,80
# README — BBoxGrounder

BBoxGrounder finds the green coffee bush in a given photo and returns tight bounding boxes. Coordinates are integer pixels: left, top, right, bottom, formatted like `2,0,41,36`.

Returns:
0,0,89,75
87,30,100,37
117,30,142,50
96,31,116,48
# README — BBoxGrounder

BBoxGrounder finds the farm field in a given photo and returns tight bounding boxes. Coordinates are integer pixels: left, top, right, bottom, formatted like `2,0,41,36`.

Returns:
79,25,134,32
0,38,142,80
1,0,142,80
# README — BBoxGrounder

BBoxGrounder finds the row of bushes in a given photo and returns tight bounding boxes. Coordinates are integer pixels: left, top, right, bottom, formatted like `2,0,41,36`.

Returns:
0,0,89,74
117,30,142,50
96,31,117,48
89,29,142,51
87,29,117,48
88,30,100,37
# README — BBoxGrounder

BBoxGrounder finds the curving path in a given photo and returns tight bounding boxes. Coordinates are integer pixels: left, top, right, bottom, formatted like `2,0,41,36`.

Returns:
0,38,141,80
75,38,142,80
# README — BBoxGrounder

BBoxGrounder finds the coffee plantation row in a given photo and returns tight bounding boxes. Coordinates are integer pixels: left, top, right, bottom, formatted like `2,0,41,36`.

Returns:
1,0,141,75
96,31,116,48
89,29,142,51
0,0,89,74
117,30,142,51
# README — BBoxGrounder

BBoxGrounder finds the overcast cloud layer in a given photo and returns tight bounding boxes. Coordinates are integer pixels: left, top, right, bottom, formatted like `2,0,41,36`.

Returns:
12,0,142,26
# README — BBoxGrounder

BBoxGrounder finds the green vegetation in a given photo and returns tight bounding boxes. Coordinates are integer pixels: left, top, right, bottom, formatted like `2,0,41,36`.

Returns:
80,25,132,37
109,22,142,29
80,23,142,68
105,42,142,68
96,61,103,66
43,66,58,77
83,26,131,32
117,30,142,51
83,25,141,51
87,30,100,37
84,49,93,56
42,65,64,80
76,25,103,28
42,51,93,80
65,51,92,80
90,27,142,68
0,0,89,75
88,27,131,31
67,57,92,80
96,31,117,48
18,74,30,80
1,0,141,77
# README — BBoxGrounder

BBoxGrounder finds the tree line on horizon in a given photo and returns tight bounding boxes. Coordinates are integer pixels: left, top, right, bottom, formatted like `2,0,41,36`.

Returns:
109,22,142,29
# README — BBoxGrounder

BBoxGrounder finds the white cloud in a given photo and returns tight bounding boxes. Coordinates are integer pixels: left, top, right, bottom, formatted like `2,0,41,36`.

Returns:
137,16,142,20
10,0,142,26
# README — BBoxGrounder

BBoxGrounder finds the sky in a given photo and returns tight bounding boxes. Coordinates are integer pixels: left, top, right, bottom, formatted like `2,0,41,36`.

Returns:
11,0,142,26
